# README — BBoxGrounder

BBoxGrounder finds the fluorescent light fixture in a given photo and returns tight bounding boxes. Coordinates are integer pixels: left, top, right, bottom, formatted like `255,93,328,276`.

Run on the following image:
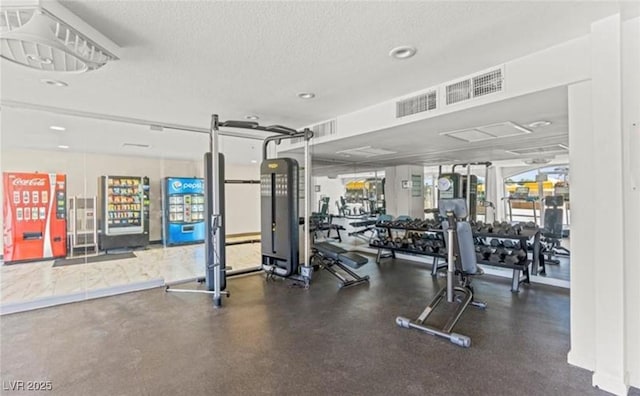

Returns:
246,115,260,120
297,92,315,99
389,45,417,59
49,126,66,131
57,145,69,149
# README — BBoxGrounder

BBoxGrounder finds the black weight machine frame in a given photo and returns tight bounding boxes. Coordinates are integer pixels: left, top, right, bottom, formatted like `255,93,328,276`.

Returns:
166,115,308,306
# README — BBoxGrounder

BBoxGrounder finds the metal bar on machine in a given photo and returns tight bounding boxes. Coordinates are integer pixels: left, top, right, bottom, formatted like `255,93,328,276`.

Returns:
211,114,222,307
466,164,471,221
304,130,310,271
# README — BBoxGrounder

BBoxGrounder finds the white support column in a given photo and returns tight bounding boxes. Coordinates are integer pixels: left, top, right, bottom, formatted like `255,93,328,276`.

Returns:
383,165,423,218
621,16,640,389
567,80,596,370
590,14,627,395
569,14,629,395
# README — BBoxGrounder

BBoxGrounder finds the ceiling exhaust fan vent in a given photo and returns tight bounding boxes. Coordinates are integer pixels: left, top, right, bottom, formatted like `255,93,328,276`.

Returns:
445,66,504,106
396,90,437,118
291,119,336,144
0,6,118,72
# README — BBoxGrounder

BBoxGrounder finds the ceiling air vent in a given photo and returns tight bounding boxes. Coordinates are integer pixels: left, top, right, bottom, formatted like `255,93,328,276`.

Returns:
473,68,503,98
446,79,471,105
0,3,119,72
396,90,437,118
441,121,530,143
445,66,504,106
291,119,336,144
506,144,569,156
335,146,396,158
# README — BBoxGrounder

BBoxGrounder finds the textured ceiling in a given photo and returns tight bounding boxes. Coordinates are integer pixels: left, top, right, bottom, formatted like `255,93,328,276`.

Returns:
0,1,624,130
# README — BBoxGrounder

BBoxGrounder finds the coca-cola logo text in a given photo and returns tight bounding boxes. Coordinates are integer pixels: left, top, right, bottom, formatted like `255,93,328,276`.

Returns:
12,178,46,187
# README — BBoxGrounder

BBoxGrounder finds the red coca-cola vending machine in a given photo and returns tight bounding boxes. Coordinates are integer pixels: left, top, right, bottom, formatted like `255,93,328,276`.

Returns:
3,172,67,263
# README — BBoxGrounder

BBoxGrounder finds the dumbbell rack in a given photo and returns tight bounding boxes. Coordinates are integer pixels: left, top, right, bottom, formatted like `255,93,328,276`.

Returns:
370,223,448,276
472,228,542,292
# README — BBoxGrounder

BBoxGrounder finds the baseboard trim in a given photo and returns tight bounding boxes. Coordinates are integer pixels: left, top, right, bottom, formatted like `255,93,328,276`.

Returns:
0,278,165,315
592,371,629,396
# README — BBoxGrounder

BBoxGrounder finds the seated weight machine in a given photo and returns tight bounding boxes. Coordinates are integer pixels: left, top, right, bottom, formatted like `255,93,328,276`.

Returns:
396,198,487,348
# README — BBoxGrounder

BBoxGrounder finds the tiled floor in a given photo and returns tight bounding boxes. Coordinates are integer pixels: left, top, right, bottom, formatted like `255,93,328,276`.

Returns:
0,236,261,308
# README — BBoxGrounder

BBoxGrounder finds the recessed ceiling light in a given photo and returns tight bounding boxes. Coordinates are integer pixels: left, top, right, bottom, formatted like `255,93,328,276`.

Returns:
50,126,66,131
527,120,552,128
389,46,417,60
297,92,315,99
251,160,258,164
41,79,68,87
246,115,260,120
57,145,69,149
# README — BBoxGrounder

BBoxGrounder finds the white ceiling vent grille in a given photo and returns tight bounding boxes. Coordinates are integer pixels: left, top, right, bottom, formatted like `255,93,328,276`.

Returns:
441,121,531,143
446,79,471,105
473,69,503,98
396,90,437,118
445,66,504,106
0,4,119,72
291,119,336,144
335,146,396,158
506,144,569,156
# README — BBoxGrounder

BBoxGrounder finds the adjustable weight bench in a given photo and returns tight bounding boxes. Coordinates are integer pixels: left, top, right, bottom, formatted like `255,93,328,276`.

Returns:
311,242,370,288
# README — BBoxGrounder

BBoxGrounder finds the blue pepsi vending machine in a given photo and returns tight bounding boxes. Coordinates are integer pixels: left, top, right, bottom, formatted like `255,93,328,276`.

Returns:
163,177,206,245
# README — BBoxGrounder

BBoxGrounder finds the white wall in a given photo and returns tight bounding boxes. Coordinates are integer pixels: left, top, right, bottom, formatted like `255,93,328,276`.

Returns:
0,149,261,252
311,176,345,215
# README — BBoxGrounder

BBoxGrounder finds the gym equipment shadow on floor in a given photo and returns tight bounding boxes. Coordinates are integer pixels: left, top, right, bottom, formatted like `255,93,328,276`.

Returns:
52,252,136,267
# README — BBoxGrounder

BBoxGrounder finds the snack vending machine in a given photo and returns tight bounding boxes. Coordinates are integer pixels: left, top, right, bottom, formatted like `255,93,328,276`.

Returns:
163,177,205,245
2,172,67,263
98,175,149,251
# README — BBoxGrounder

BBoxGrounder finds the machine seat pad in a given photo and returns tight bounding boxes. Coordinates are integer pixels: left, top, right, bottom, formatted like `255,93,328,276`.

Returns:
314,242,347,260
349,220,377,227
337,252,368,269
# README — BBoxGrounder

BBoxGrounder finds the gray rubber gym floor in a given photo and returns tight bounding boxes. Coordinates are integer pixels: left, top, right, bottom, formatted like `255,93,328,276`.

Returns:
1,256,638,396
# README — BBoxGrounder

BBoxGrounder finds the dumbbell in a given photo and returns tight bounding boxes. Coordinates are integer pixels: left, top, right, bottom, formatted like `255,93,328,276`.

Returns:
514,249,527,262
394,237,403,248
503,240,515,249
432,240,444,254
504,254,520,266
480,246,492,260
489,253,501,263
490,239,502,248
495,247,509,261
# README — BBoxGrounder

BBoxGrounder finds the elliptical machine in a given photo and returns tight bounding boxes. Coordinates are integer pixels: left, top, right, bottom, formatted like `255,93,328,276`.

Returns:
395,198,487,348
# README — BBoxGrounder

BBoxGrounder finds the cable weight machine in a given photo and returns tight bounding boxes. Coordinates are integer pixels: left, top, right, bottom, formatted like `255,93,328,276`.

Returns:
166,115,312,306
